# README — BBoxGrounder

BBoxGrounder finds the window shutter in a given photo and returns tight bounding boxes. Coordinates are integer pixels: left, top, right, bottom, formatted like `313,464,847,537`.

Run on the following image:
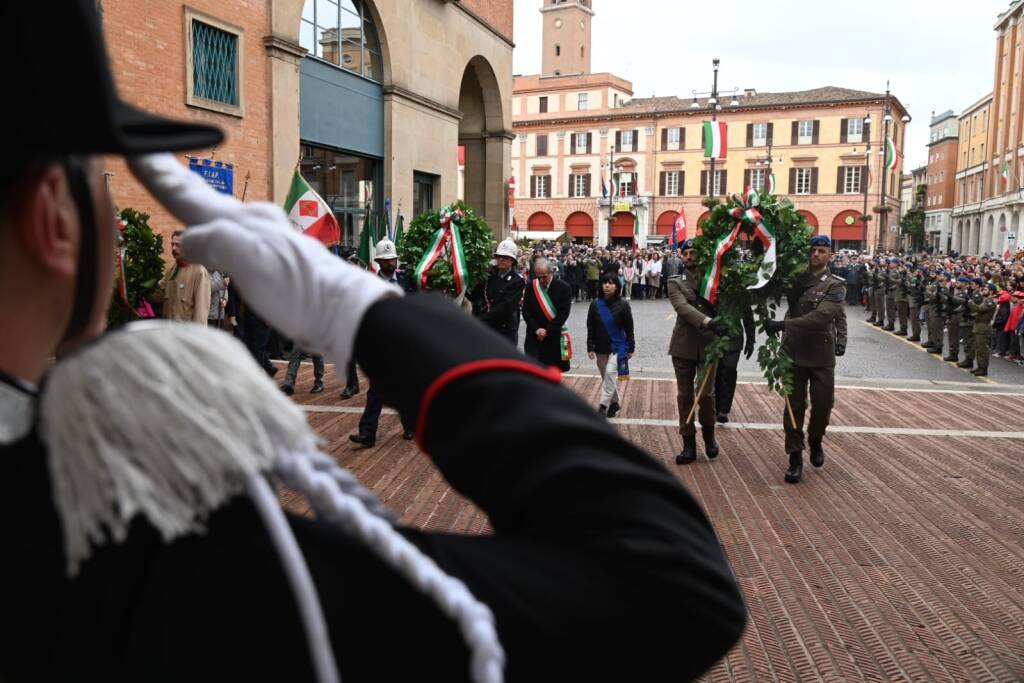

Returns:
679,171,685,196
700,170,708,195
810,168,818,194
545,175,552,196
530,175,537,198
584,174,591,196
863,120,870,144
680,127,686,149
746,124,753,147
837,167,845,194
788,168,796,194
840,118,848,144
812,120,820,144
659,171,666,196
661,128,668,150
767,122,774,146
744,169,751,189
720,171,728,195
587,132,593,154
568,174,575,197
615,130,621,152
791,121,799,145
632,129,639,150
701,126,706,148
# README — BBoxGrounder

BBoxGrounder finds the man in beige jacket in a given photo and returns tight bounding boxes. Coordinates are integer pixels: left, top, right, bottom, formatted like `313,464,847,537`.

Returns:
158,229,211,322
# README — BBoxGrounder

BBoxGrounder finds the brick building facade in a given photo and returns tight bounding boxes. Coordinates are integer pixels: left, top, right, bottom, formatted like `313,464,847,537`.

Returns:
924,110,959,251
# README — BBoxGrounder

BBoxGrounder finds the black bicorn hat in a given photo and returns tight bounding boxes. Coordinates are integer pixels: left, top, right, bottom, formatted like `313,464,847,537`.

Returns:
4,0,223,166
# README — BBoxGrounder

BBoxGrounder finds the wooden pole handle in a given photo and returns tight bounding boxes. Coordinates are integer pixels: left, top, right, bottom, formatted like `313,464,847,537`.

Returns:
785,394,798,430
686,362,717,425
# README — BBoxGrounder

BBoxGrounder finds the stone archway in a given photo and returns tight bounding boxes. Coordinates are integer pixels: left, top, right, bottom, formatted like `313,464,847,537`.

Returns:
953,220,963,253
969,218,981,255
459,55,508,235
996,213,1008,256
982,216,995,256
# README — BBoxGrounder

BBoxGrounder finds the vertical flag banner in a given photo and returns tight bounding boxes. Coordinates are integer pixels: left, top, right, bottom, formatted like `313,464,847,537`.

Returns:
633,212,641,249
284,169,341,246
600,170,609,199
703,121,728,159
384,197,393,240
673,208,688,248
767,171,777,195
884,137,901,171
394,212,405,252
1001,162,1011,187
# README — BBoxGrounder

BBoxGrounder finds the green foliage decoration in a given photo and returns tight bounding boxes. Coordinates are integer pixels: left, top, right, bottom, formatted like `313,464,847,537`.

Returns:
693,192,812,397
107,208,166,327
399,201,495,297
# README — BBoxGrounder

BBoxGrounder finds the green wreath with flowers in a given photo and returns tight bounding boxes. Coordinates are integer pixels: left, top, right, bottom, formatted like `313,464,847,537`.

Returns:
399,201,494,298
693,191,813,396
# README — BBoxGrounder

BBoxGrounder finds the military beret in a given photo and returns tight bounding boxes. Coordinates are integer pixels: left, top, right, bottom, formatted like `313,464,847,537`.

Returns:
986,283,997,291
957,276,971,283
680,239,695,250
808,235,832,248
973,277,984,285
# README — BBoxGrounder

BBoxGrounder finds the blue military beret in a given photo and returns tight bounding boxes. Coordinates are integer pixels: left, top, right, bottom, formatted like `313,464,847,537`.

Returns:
809,235,832,248
957,276,971,283
917,265,928,272
986,283,997,291
680,239,695,250
972,277,984,285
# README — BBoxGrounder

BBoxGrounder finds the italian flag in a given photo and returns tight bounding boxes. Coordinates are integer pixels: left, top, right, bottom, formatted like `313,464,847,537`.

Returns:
884,137,901,171
284,169,341,246
1001,162,1011,187
703,121,728,159
633,211,641,249
699,224,741,304
767,171,777,195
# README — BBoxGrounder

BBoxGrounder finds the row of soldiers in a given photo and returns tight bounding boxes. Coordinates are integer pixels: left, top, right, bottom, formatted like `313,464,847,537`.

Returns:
865,258,998,376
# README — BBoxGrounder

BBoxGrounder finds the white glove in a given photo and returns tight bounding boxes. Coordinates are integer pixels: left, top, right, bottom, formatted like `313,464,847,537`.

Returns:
129,153,400,369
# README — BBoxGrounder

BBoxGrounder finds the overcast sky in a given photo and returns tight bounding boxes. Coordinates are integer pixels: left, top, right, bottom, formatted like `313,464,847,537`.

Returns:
512,0,1007,169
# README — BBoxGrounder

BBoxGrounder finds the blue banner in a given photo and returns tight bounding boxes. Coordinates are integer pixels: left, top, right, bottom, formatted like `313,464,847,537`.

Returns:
188,157,234,195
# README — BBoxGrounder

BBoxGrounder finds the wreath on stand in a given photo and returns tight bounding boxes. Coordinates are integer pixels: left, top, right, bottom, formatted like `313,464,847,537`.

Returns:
399,201,494,302
692,189,812,408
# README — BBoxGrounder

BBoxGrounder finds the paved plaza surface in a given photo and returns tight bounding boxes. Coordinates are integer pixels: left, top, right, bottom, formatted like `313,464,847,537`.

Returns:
279,307,1024,681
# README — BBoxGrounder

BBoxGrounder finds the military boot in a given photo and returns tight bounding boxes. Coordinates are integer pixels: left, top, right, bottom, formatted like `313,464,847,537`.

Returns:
784,452,803,484
883,324,895,331
809,439,825,468
702,426,720,459
676,435,698,465
957,359,974,369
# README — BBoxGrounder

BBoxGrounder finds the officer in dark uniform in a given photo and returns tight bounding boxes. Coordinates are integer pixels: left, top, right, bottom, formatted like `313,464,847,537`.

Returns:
667,239,728,464
764,235,847,484
472,238,526,346
0,3,747,680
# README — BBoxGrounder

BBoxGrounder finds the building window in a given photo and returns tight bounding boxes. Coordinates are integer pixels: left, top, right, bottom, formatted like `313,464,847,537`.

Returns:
617,172,634,196
752,123,768,146
844,166,862,194
574,132,588,154
539,96,548,113
555,44,561,56
536,175,549,198
573,174,588,197
578,92,588,110
299,143,379,246
750,168,766,191
666,127,681,150
536,134,548,157
413,172,436,215
666,170,680,196
299,0,382,82
798,120,814,141
620,130,634,152
795,168,813,194
847,118,863,143
613,93,619,108
711,170,723,195
185,9,243,116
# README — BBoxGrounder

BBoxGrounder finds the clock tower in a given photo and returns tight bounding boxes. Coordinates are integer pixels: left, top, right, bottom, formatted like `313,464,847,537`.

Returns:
540,0,594,77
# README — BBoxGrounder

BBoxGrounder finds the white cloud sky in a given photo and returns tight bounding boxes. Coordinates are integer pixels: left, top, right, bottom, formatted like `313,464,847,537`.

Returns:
513,0,1006,169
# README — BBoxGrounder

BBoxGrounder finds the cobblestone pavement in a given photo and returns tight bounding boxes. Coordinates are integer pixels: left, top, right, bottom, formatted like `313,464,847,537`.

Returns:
281,363,1024,682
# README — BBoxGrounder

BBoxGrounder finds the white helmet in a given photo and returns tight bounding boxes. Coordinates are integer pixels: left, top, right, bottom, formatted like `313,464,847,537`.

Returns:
374,238,398,260
494,238,518,259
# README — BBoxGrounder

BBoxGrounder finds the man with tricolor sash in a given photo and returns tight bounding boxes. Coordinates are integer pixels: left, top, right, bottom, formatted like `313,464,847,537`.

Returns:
667,239,729,465
521,258,572,372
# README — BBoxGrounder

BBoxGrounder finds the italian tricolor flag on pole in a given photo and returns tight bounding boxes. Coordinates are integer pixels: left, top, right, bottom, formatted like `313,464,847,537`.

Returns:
284,169,341,246
703,121,728,159
884,137,901,171
1001,162,1011,187
633,212,641,249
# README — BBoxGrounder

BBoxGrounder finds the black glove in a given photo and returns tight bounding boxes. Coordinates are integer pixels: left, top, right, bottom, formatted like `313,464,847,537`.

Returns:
744,342,755,360
835,345,846,357
764,319,785,335
709,319,729,336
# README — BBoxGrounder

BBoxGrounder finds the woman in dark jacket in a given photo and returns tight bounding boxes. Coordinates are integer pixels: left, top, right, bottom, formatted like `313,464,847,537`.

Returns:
587,274,635,417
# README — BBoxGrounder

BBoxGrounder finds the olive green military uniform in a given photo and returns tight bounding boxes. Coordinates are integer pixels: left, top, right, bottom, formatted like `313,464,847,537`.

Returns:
893,268,909,335
959,287,978,368
866,266,878,323
923,280,945,352
906,271,923,339
884,267,899,331
667,267,717,437
872,269,887,327
945,287,965,362
781,269,848,454
968,292,996,372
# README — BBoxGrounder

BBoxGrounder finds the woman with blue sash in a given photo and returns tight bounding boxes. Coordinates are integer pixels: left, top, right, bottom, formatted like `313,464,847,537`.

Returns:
587,274,635,417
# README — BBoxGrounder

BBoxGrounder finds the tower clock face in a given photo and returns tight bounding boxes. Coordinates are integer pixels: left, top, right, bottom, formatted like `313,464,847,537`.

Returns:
554,18,562,28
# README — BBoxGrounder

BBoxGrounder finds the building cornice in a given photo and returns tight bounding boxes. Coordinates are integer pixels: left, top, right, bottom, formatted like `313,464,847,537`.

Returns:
263,34,306,60
539,2,596,16
383,84,463,121
927,136,958,148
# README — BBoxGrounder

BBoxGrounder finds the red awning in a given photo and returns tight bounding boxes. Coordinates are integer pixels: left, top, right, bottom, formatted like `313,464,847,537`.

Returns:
566,211,594,238
831,210,865,241
611,212,635,237
656,211,679,236
527,212,554,230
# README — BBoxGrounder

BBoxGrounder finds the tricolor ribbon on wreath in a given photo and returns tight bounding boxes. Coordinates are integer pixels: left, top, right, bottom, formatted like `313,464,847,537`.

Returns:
414,205,470,303
532,279,573,362
699,189,779,304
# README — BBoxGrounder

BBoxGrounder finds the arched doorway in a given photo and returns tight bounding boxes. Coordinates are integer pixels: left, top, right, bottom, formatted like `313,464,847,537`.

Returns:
831,210,865,251
459,56,506,233
527,211,554,231
969,218,980,255
982,216,995,256
656,210,679,236
566,211,594,243
797,210,819,236
953,220,963,253
610,211,635,245
997,213,1008,256
695,211,709,237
